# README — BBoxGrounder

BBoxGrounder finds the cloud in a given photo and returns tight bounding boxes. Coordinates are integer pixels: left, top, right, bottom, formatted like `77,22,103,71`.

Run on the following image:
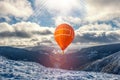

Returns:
72,0,120,44
35,0,85,15
0,0,33,20
34,0,85,26
33,0,120,26
1,0,120,47
0,22,14,32
54,16,81,26
0,22,53,37
74,23,120,44
0,22,54,46
74,31,120,44
0,21,120,47
77,23,113,31
85,0,120,21
1,21,120,46
43,0,84,16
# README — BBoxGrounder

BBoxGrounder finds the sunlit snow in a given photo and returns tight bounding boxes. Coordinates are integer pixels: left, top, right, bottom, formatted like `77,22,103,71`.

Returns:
0,56,120,80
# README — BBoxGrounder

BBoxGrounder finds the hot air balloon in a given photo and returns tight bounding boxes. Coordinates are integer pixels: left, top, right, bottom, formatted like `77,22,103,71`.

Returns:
54,23,75,54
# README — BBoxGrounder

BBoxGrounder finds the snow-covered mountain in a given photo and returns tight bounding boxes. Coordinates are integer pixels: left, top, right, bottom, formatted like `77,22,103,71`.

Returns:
84,51,120,74
25,43,120,70
0,43,120,75
57,43,120,70
0,56,120,80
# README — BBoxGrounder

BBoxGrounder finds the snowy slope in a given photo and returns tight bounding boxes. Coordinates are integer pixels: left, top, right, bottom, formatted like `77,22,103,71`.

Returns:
84,51,120,74
1,44,120,75
26,43,120,70
0,56,120,80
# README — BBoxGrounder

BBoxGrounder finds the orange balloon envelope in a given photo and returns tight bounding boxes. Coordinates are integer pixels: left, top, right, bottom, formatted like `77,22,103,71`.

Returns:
54,23,75,54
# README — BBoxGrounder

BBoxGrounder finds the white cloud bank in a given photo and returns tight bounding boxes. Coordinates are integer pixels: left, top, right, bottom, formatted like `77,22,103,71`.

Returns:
0,22,54,37
43,0,83,16
85,0,120,21
34,0,120,26
0,0,33,20
54,16,81,26
34,0,85,26
75,30,120,44
0,0,120,47
0,22,54,47
74,23,120,44
0,21,120,47
35,0,85,15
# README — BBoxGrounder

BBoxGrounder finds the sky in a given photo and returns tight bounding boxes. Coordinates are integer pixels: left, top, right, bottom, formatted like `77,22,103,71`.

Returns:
0,0,120,50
